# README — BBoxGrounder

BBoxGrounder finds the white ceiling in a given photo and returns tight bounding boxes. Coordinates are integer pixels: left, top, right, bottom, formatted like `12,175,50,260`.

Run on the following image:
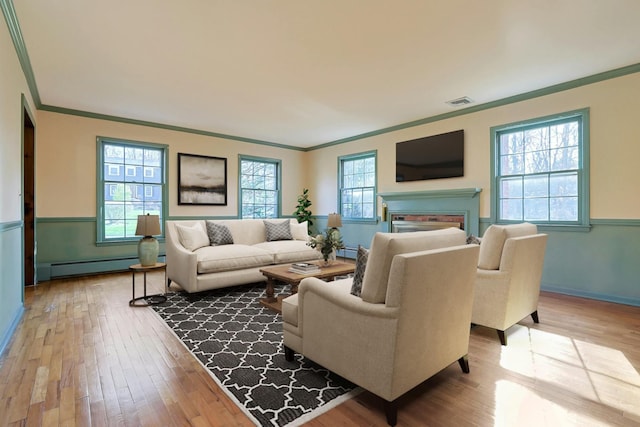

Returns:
12,0,640,148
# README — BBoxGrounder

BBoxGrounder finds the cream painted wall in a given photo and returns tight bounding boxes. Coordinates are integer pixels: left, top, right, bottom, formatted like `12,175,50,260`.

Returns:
307,72,640,220
36,111,309,218
0,20,35,223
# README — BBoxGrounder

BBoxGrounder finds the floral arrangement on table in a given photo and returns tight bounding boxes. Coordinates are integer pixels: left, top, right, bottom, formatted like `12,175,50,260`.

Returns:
307,228,345,264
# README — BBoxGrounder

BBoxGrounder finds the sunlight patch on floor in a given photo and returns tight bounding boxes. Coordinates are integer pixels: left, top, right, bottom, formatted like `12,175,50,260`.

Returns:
497,325,640,421
494,381,613,427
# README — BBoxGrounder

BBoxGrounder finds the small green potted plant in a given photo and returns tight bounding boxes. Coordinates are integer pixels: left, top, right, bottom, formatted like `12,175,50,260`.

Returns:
293,188,314,234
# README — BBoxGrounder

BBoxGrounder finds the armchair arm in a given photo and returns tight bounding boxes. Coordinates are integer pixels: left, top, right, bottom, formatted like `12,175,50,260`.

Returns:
471,269,511,328
296,277,400,399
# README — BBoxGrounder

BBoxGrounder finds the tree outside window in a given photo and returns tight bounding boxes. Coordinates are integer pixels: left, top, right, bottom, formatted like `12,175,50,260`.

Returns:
339,151,377,220
240,156,281,219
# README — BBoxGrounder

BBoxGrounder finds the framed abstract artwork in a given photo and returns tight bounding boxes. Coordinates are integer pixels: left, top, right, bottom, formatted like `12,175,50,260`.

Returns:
177,153,227,205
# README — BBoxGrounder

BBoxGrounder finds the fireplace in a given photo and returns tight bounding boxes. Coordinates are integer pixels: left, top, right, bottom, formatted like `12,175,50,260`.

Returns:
379,188,481,237
391,214,464,233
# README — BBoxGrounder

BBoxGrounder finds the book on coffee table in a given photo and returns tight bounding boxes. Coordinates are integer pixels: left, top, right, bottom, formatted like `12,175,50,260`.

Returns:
291,262,318,270
288,262,320,274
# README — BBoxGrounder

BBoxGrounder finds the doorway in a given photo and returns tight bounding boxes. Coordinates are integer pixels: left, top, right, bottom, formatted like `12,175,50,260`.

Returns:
23,104,35,287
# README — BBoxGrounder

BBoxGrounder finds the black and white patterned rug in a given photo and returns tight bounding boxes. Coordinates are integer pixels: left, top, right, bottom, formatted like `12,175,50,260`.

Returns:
151,283,358,426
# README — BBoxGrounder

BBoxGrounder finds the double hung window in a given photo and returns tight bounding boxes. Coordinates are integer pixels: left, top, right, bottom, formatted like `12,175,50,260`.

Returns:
97,138,167,242
339,151,377,220
239,156,281,218
492,109,589,226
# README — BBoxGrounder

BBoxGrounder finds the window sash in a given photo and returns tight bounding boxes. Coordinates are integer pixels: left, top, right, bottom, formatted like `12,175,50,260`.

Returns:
493,111,587,226
98,139,166,242
339,152,377,220
239,157,280,219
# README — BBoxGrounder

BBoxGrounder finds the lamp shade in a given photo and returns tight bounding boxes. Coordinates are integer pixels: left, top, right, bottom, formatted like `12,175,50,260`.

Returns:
135,214,161,237
327,213,342,228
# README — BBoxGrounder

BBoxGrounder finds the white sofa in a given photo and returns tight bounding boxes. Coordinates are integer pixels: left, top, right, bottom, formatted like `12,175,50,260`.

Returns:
165,218,322,293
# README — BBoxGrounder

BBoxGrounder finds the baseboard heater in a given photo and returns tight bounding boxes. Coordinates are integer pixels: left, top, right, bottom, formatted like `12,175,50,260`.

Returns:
37,255,166,282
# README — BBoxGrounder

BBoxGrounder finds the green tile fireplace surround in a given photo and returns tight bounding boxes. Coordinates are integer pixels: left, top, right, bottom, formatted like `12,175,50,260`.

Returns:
378,188,482,237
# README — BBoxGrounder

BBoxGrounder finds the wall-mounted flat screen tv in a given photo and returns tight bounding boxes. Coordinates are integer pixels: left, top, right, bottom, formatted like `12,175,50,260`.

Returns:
395,129,464,182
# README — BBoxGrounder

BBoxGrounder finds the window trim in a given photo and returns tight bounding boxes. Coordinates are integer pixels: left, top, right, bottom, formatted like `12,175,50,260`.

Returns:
490,108,590,230
238,154,282,219
96,136,169,244
338,150,378,222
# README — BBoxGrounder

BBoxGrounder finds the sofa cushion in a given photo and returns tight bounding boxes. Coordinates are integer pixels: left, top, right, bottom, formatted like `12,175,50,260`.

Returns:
195,245,274,274
205,221,234,245
478,223,537,270
219,219,265,245
290,220,309,241
253,240,322,264
350,245,369,297
360,228,466,304
264,220,293,241
176,222,209,251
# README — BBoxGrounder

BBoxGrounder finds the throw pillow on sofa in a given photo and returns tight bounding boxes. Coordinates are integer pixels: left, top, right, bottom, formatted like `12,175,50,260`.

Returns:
290,220,309,241
264,220,293,241
205,221,234,245
176,222,210,251
350,245,369,297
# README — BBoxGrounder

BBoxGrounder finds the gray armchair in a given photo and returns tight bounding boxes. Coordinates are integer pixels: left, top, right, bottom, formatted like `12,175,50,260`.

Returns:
282,228,479,426
472,223,548,345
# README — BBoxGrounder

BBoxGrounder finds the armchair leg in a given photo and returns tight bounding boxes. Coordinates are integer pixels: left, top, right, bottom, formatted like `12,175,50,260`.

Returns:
497,330,507,346
284,345,295,362
531,310,539,323
384,399,397,426
457,355,470,373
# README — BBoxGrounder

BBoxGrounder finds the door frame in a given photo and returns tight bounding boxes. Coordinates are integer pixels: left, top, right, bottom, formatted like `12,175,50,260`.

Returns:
22,94,36,289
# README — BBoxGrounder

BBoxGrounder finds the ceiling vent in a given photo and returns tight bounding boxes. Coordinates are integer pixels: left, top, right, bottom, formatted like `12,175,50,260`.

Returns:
446,96,474,107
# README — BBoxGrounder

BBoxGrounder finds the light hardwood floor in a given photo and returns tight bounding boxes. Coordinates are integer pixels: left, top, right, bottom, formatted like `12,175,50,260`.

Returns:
1,272,639,426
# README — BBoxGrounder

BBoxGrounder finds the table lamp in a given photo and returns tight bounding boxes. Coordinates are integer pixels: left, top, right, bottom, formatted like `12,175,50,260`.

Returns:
135,214,161,266
327,213,342,230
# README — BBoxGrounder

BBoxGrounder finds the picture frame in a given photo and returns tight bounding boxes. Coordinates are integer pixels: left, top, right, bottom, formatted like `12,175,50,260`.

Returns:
178,153,227,205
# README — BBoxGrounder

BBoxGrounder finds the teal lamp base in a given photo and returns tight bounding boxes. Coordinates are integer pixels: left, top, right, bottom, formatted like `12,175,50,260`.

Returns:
138,236,159,266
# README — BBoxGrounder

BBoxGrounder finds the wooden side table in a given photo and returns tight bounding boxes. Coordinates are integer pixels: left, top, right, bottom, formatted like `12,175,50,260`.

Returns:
129,262,168,306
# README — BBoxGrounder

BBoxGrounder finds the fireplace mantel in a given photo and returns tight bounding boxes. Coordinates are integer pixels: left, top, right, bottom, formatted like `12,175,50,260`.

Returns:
379,188,482,236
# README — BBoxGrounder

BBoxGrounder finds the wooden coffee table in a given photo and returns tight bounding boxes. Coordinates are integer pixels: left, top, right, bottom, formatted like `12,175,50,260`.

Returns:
259,261,355,313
